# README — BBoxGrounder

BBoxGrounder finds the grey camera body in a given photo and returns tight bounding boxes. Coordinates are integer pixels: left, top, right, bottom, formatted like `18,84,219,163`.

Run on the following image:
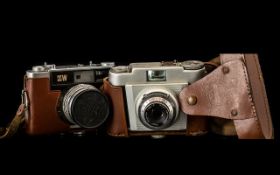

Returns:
109,61,207,132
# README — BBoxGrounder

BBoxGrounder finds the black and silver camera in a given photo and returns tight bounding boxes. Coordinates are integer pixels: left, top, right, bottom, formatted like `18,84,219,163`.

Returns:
24,61,114,135
104,60,207,137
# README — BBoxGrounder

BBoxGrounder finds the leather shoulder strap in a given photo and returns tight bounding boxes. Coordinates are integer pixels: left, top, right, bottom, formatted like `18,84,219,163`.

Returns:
222,54,273,139
179,54,273,139
0,104,25,139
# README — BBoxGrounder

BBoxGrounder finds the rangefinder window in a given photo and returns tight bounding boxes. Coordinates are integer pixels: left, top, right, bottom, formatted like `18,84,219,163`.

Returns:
147,70,166,81
74,71,95,83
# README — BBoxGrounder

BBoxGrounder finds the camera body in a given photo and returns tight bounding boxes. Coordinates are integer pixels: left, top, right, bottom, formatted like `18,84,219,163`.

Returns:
24,62,114,135
104,60,207,137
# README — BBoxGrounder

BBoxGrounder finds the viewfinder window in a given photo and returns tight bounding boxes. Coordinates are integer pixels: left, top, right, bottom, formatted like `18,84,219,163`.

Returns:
147,70,166,81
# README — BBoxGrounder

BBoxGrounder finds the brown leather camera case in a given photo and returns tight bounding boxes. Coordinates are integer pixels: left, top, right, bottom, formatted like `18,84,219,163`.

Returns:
25,77,69,135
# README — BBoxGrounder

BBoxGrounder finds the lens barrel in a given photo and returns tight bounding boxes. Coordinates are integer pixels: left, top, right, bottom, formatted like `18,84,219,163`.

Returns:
62,84,109,128
138,91,178,129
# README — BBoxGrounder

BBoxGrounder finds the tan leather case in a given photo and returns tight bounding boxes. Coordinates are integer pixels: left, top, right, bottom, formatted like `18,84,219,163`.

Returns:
25,78,69,135
103,78,129,137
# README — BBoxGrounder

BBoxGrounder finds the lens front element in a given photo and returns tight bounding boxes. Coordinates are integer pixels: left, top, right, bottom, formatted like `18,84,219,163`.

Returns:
62,84,109,128
138,90,179,130
144,103,169,127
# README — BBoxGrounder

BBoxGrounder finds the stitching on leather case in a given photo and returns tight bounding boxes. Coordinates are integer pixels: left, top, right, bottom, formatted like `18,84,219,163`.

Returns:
251,54,271,134
239,58,262,135
240,60,257,119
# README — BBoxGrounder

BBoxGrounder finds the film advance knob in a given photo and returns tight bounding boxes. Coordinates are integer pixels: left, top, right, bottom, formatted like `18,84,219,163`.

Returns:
112,66,129,73
32,66,45,72
182,60,204,70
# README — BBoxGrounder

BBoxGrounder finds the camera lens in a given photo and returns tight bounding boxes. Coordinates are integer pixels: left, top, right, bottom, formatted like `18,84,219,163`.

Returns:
138,91,178,130
144,103,169,127
62,84,109,128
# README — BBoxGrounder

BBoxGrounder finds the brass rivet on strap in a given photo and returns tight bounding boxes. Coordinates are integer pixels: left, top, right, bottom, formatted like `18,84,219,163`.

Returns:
231,109,238,116
222,66,230,74
187,96,197,105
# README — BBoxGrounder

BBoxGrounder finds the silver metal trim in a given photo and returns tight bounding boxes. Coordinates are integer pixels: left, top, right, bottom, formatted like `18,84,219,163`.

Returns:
101,62,115,67
22,89,30,121
26,70,50,78
109,61,206,86
21,90,29,109
26,62,115,79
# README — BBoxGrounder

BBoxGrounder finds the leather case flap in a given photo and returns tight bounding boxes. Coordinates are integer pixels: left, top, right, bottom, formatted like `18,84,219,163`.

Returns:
179,59,254,120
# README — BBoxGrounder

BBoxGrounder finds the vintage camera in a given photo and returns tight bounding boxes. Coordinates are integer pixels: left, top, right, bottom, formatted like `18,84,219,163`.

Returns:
103,60,208,137
23,61,114,135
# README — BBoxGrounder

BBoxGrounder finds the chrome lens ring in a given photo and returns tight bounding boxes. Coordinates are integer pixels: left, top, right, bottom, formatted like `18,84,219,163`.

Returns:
62,84,109,128
138,91,178,130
